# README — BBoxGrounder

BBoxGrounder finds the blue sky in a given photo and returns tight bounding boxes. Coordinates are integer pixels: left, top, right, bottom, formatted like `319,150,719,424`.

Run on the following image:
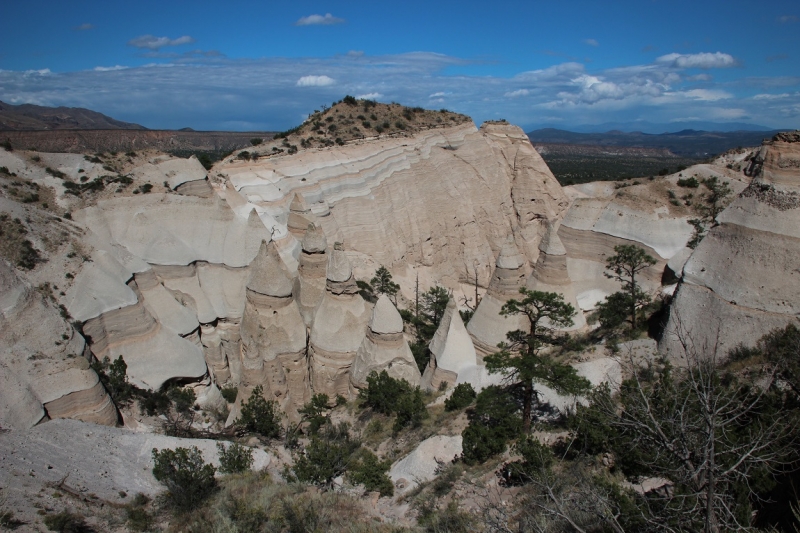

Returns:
1,0,798,131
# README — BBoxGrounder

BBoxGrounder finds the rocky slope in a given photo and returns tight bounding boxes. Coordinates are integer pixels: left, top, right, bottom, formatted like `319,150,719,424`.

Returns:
661,132,800,359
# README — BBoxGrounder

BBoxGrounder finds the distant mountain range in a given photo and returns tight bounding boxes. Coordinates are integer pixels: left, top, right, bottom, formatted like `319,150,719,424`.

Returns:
528,121,774,134
0,100,146,131
527,128,781,158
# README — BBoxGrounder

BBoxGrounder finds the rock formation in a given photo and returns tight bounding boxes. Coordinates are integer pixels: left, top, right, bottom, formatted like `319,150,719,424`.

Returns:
294,223,328,326
308,244,370,399
219,122,568,287
286,193,315,237
421,297,478,390
466,238,529,357
239,240,308,415
526,221,586,330
350,295,421,393
0,260,117,429
662,133,800,359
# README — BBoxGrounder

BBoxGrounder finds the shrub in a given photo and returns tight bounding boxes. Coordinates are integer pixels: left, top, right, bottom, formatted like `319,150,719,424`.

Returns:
460,385,521,465
43,511,91,532
237,151,251,161
393,386,428,432
444,383,476,411
220,385,238,403
236,385,282,439
290,422,360,489
217,442,254,474
250,138,263,146
1,139,12,151
152,446,217,510
359,370,410,415
677,176,699,188
499,436,554,485
342,95,358,106
167,386,196,414
348,449,394,496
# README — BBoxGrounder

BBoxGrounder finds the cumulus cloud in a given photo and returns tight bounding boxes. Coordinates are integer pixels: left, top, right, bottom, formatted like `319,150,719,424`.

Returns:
0,50,792,131
357,92,383,99
74,23,94,31
295,13,345,26
296,75,335,87
128,35,195,50
656,52,737,69
583,38,599,47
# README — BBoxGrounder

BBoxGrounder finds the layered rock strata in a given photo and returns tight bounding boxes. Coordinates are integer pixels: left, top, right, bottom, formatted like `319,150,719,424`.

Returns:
218,122,568,286
309,244,370,399
350,295,421,393
421,298,478,390
239,241,308,415
662,133,800,359
0,260,117,429
467,238,529,357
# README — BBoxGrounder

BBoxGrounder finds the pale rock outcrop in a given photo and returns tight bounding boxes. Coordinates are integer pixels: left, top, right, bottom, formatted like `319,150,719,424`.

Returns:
0,260,117,429
559,198,675,311
421,298,477,390
219,123,568,287
239,241,308,414
77,194,268,268
287,193,315,237
294,223,328,326
0,419,271,506
467,238,529,357
527,222,586,330
309,244,370,399
389,435,463,493
350,295,421,392
129,155,210,192
662,133,800,359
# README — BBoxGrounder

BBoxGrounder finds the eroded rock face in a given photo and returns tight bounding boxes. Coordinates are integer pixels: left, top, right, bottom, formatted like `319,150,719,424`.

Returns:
309,245,370,399
421,298,477,390
350,295,420,392
0,260,117,429
239,241,308,415
467,238,529,357
294,224,328,326
527,221,586,330
662,135,800,359
218,123,568,287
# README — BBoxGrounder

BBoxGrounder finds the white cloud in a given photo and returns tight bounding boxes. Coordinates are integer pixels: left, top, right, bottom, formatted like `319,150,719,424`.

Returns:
23,69,51,76
295,13,345,26
504,89,530,98
681,89,732,101
74,23,93,31
753,93,792,100
778,15,798,24
583,38,599,47
356,92,383,100
656,52,737,69
429,91,450,98
128,35,195,50
296,75,335,87
93,65,128,72
687,73,712,81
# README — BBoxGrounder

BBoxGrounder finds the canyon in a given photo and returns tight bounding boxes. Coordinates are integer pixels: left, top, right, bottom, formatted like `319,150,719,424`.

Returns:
0,100,798,528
